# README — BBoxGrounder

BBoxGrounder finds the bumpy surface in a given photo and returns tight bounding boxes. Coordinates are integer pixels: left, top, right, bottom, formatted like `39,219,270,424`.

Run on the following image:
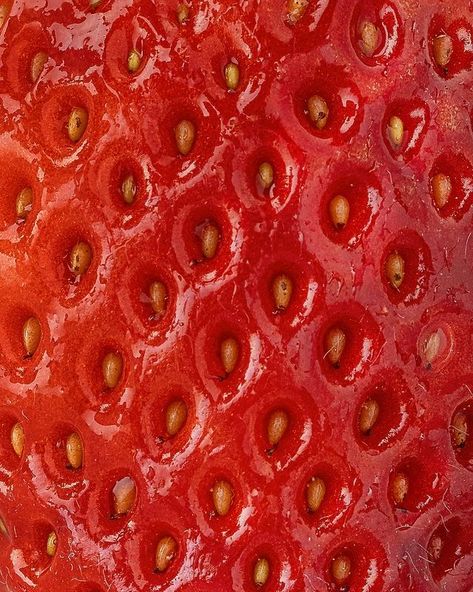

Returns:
1,1,473,591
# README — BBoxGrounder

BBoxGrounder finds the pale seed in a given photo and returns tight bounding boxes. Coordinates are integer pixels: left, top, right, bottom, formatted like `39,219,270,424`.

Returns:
329,195,350,229
359,398,380,434
267,409,289,447
66,432,83,469
431,173,451,209
23,316,41,357
102,352,123,389
16,187,33,219
11,422,25,457
332,554,351,584
306,476,326,512
385,252,405,289
177,3,189,24
201,223,219,259
428,535,443,562
307,95,329,130
253,557,270,587
272,273,293,311
46,531,57,557
433,34,453,69
451,411,468,448
224,62,240,91
220,337,239,374
165,399,188,436
258,162,274,191
175,119,195,156
392,471,409,505
388,115,404,147
149,281,168,316
212,479,233,516
360,21,378,56
324,327,346,368
67,107,88,143
70,241,92,275
127,49,141,73
287,0,309,24
112,476,136,516
30,51,47,83
121,174,136,204
155,535,177,572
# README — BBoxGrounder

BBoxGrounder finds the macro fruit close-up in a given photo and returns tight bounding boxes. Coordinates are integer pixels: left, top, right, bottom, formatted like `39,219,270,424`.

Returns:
0,1,473,591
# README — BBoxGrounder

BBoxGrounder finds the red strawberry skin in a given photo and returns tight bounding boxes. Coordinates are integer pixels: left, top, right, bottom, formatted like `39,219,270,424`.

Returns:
1,0,473,591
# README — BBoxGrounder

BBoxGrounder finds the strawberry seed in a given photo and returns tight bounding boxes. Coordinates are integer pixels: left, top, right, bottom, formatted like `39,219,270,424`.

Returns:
67,107,88,143
102,352,123,389
433,34,453,69
391,471,409,505
431,173,451,209
23,316,41,357
385,252,405,289
307,95,329,130
428,534,443,562
360,21,378,56
324,327,346,368
175,119,195,156
177,3,189,24
287,0,309,24
30,51,47,83
267,409,289,448
212,479,233,516
332,554,351,584
451,411,468,448
272,273,293,311
388,115,404,148
46,531,57,557
11,422,25,457
306,476,326,512
258,162,274,191
224,62,240,91
155,535,177,572
127,49,141,73
66,432,83,469
149,281,168,316
16,187,33,220
70,241,92,276
329,194,350,229
112,476,136,517
121,173,136,204
165,399,188,436
220,337,239,375
201,223,219,259
359,398,379,435
253,556,270,587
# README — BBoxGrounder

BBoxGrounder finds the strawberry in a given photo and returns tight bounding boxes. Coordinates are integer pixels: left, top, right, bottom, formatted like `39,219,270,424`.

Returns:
0,1,473,591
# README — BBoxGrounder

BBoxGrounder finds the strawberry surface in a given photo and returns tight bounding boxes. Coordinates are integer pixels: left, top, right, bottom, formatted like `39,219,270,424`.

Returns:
0,1,473,591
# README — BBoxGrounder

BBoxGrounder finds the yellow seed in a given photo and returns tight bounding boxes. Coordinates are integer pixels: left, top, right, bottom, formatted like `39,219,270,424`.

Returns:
224,62,240,90
46,531,57,557
66,432,83,469
385,252,405,289
155,535,177,572
324,327,346,368
332,554,351,584
11,422,25,457
165,399,188,436
201,223,219,259
267,409,289,447
431,173,451,209
149,281,168,316
392,472,409,505
306,476,326,512
287,0,309,24
388,115,404,147
70,241,92,276
16,187,33,219
451,411,468,448
428,535,443,562
212,479,233,516
102,352,123,389
112,476,136,516
220,337,239,374
67,107,88,143
177,3,189,24
433,34,453,69
360,21,378,56
22,316,41,356
0,517,7,537
121,173,136,204
30,51,48,83
127,49,141,73
329,195,350,229
175,119,195,156
272,273,293,311
253,557,270,587
258,162,274,191
359,398,380,434
307,95,329,130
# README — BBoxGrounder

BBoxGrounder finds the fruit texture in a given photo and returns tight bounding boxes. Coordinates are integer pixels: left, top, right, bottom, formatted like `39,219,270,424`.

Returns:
0,1,473,591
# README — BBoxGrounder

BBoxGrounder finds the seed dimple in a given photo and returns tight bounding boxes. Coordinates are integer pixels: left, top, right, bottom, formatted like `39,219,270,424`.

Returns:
177,3,189,24
127,49,141,73
329,195,350,229
165,399,188,436
428,535,443,562
272,273,293,311
175,119,195,156
46,531,57,557
360,21,378,56
433,34,453,69
102,352,123,389
220,337,239,375
359,398,380,435
287,0,309,24
307,94,329,130
385,251,405,289
224,62,240,91
431,173,452,209
16,187,33,219
67,107,88,143
23,316,41,357
66,432,83,469
112,476,136,517
212,479,233,516
324,327,346,368
11,422,25,457
306,476,326,512
267,409,289,448
388,115,404,148
332,554,351,584
30,51,47,83
201,223,219,259
121,174,136,204
70,241,92,276
451,411,468,448
253,557,270,587
392,471,409,505
258,162,274,191
155,535,177,572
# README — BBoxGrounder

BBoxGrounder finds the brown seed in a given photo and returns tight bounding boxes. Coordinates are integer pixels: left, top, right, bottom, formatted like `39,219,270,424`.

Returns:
70,241,92,275
253,557,270,587
306,476,326,513
332,554,351,584
307,95,329,130
66,432,83,469
360,21,379,56
112,476,136,516
175,119,195,156
258,162,274,191
16,187,33,219
388,115,404,147
392,471,409,505
90,0,102,8
155,535,177,572
329,195,350,229
23,316,41,357
201,223,219,259
177,3,189,24
0,3,9,28
121,173,136,204
67,107,88,143
224,62,240,91
220,337,239,375
433,34,453,69
127,49,141,73
428,535,443,562
30,51,47,83
324,327,346,368
385,252,405,289
272,273,293,311
431,173,452,209
102,352,123,389
422,329,442,367
212,479,233,516
287,0,309,24
165,399,188,436
11,422,25,457
149,281,168,316
359,398,380,434
46,531,57,557
267,409,289,447
451,411,468,448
